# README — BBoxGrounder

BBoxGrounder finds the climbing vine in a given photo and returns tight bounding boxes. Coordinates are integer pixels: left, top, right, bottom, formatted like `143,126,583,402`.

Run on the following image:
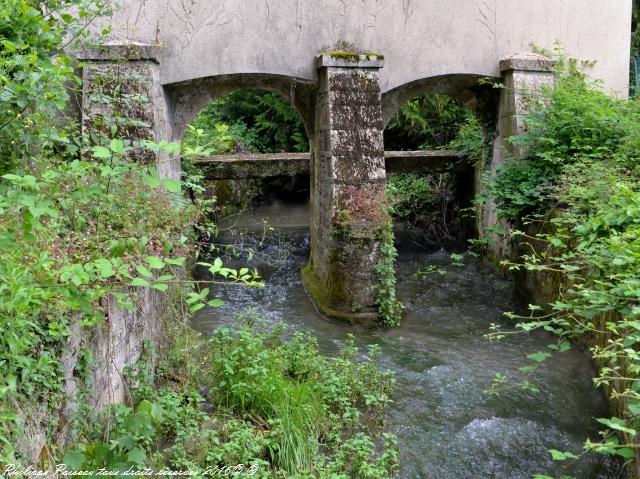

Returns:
375,221,404,327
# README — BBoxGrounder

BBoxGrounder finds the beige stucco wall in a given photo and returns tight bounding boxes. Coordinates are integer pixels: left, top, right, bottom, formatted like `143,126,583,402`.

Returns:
102,0,632,96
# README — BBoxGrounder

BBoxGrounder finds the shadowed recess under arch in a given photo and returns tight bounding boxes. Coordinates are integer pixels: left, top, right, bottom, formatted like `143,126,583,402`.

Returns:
164,73,317,143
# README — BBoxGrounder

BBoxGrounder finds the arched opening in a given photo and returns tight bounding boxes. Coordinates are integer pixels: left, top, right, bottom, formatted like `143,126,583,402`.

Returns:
382,90,486,247
178,86,312,222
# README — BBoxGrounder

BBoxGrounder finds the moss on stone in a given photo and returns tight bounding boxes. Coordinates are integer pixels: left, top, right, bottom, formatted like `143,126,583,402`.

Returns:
325,50,384,62
301,263,377,325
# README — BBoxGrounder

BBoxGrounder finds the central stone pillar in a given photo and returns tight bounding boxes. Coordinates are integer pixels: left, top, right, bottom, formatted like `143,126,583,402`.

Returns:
302,53,389,324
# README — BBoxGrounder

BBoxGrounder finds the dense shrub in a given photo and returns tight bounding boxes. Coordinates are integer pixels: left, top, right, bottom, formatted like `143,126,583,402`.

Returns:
488,60,640,472
64,321,399,477
491,63,640,219
183,89,309,155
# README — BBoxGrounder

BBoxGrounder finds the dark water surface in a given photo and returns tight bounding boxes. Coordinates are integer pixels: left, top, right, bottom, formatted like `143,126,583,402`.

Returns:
193,200,622,479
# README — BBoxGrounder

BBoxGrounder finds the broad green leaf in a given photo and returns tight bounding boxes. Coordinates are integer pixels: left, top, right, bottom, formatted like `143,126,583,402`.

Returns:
136,265,153,278
162,178,181,193
131,277,151,287
189,303,205,314
94,258,115,278
127,447,146,466
92,146,111,159
110,138,124,154
63,449,86,470
595,417,636,436
527,351,551,363
165,257,185,266
549,449,578,461
145,256,165,269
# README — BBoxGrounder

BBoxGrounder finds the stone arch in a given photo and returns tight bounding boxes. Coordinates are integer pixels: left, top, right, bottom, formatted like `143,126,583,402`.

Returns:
163,73,317,144
381,74,499,128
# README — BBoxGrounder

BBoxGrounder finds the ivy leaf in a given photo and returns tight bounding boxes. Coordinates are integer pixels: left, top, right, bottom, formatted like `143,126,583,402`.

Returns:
549,449,578,461
207,298,224,308
595,417,637,436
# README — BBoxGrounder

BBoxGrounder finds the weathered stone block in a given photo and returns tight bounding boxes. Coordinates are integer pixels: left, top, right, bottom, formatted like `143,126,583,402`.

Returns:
331,155,386,184
329,128,384,155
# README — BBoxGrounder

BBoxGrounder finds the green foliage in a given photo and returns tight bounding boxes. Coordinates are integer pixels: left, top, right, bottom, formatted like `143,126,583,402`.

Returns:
632,0,639,96
447,114,484,163
490,60,639,218
183,89,309,155
384,94,470,150
375,221,404,327
387,174,441,221
0,3,262,465
0,0,110,174
64,321,399,477
0,140,202,463
488,57,640,468
385,102,482,239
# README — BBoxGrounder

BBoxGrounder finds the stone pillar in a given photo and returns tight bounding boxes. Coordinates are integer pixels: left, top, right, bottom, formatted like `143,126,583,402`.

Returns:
79,44,177,179
479,52,556,259
302,53,389,324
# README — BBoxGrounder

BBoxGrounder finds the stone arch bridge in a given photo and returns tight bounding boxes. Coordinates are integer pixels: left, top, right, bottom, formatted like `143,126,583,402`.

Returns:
80,0,632,323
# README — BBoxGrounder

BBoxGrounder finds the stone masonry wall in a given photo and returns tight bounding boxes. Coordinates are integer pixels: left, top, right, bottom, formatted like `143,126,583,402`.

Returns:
304,54,388,323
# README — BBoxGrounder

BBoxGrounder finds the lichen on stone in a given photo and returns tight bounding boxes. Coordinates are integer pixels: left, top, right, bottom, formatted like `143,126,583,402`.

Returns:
323,50,384,62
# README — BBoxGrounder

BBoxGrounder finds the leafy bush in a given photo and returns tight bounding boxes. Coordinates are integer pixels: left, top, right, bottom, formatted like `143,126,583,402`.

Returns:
489,58,640,469
183,89,309,155
0,0,110,174
64,321,399,477
384,94,469,150
491,62,640,218
387,174,442,221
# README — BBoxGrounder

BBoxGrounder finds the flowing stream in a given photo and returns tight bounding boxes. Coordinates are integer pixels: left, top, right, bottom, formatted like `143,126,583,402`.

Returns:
192,198,623,479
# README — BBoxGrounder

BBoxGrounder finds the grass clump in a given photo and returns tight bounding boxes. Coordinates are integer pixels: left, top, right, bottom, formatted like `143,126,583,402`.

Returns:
62,319,399,477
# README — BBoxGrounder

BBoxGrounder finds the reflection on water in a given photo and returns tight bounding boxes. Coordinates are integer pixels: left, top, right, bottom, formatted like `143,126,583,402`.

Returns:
193,200,623,479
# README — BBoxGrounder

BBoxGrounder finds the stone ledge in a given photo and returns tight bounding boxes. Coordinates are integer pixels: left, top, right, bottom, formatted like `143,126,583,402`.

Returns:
195,150,465,179
500,52,556,73
77,43,160,62
317,53,384,69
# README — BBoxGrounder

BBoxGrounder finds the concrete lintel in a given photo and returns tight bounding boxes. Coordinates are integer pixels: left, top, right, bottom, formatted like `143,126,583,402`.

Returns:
500,52,556,73
385,150,466,174
77,43,160,63
195,150,465,179
317,53,384,69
